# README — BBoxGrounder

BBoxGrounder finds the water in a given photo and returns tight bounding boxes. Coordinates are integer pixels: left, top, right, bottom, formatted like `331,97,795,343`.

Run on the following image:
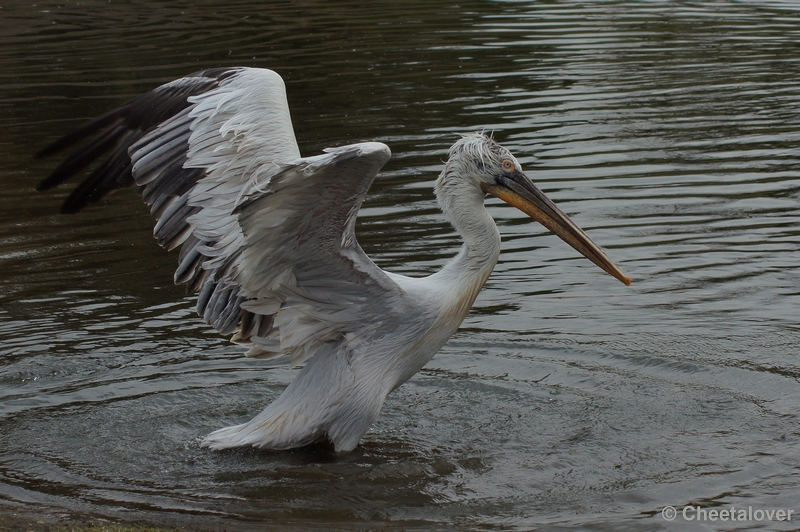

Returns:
2,1,800,530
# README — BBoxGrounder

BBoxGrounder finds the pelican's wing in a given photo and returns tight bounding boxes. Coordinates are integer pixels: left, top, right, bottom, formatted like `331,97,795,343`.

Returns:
39,67,415,365
35,68,275,214
229,142,416,364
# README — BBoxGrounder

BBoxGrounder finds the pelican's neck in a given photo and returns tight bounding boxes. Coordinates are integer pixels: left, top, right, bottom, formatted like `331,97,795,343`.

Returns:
435,174,501,283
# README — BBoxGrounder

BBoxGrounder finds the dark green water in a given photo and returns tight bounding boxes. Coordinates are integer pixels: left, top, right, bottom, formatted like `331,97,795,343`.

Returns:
2,1,800,530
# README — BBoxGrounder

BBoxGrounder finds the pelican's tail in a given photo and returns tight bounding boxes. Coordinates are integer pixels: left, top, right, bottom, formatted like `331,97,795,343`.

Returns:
201,398,326,451
200,389,383,452
201,346,391,452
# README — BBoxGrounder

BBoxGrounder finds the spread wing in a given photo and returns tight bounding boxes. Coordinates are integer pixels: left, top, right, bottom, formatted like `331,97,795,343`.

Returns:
36,67,247,214
38,67,415,366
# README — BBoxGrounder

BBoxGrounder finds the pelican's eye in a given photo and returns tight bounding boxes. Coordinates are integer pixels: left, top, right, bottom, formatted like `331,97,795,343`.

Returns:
501,159,514,172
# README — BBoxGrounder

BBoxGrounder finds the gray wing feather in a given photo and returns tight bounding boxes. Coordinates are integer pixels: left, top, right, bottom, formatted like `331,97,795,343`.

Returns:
232,142,411,365
130,69,410,364
40,67,410,367
127,68,302,334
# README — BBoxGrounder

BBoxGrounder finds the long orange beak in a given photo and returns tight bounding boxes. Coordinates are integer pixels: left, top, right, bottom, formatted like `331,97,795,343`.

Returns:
482,172,631,286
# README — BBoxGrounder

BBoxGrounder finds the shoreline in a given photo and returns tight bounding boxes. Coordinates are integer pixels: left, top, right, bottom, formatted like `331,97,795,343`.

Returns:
0,511,189,532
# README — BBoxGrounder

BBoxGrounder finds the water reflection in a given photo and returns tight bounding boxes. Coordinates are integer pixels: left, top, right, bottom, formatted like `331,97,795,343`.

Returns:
2,0,800,530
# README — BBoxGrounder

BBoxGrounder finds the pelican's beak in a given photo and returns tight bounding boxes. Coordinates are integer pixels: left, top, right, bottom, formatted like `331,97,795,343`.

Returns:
481,172,631,286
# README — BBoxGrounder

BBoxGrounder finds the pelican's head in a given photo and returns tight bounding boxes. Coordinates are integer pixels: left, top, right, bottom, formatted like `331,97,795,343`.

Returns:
437,133,631,286
438,133,523,190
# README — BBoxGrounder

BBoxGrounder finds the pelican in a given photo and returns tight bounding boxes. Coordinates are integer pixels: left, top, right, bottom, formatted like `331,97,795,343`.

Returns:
37,67,630,452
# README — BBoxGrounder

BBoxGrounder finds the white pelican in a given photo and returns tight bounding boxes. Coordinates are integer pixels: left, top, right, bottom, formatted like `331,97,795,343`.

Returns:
37,68,630,452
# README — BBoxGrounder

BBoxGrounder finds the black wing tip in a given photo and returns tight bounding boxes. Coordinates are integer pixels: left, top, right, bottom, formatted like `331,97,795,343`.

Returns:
34,67,241,160
34,143,61,160
33,130,94,160
35,70,237,211
59,201,84,215
36,169,70,192
34,130,84,161
59,183,102,214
